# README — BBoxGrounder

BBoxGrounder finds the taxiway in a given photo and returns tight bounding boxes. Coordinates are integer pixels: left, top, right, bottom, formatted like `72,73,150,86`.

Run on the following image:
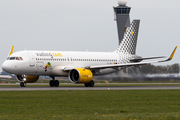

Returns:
0,86,180,91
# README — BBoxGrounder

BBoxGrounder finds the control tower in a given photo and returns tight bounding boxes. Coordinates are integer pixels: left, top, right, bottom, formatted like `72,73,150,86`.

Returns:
114,0,131,45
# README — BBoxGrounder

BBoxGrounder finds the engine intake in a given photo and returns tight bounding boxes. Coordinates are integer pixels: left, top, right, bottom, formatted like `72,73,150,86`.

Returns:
16,75,39,83
69,68,93,83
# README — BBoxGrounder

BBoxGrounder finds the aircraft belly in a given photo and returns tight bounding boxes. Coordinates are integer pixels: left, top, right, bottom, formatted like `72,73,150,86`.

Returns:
51,66,68,76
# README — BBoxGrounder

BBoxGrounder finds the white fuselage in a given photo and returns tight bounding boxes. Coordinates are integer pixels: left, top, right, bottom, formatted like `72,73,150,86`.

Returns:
3,50,132,77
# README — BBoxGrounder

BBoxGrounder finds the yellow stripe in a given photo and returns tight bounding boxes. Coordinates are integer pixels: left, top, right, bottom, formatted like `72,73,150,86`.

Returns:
9,46,14,56
169,46,177,60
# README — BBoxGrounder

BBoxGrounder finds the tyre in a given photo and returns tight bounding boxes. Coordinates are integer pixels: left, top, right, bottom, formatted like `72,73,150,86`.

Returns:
54,80,59,87
89,80,94,87
20,82,26,87
84,83,89,87
49,80,55,87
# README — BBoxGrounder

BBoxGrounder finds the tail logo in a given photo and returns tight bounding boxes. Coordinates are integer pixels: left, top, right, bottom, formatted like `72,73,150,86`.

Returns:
45,62,51,72
116,20,140,55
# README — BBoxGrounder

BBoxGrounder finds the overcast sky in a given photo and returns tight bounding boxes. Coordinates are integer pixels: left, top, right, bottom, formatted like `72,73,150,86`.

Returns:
0,0,179,72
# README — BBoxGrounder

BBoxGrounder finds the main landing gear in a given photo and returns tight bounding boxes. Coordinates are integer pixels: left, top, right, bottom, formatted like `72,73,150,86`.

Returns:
49,80,59,87
20,82,26,87
84,80,94,87
49,77,59,87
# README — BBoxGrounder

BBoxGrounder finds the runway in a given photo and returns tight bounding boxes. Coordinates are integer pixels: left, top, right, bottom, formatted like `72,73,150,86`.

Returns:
0,86,180,91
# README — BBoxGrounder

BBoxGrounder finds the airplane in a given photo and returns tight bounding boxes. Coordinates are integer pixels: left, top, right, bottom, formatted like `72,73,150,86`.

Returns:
2,20,177,87
0,75,12,79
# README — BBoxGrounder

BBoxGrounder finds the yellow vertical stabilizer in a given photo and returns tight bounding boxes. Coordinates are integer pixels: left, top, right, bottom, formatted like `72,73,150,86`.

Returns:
9,46,14,56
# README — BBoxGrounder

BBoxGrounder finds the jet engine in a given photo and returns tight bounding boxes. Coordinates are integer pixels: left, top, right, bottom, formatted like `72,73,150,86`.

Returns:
69,68,93,84
16,75,39,83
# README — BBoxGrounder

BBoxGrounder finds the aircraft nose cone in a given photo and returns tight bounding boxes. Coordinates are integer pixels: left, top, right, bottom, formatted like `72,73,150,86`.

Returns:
2,61,11,73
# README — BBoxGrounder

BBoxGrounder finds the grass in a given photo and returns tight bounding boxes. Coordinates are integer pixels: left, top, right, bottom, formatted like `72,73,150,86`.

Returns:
0,90,180,120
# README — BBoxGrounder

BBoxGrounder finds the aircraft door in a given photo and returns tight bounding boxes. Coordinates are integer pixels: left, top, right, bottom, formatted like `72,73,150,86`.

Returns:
27,53,35,66
36,61,44,73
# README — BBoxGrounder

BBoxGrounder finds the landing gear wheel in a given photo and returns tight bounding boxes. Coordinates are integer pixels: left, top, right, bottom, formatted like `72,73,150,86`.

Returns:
89,80,94,87
84,80,94,87
49,80,59,87
84,83,90,87
20,82,26,87
54,80,59,87
49,80,55,87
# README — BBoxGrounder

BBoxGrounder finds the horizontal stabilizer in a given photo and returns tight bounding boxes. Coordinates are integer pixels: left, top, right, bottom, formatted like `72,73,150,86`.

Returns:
90,46,177,70
130,56,166,62
64,47,177,72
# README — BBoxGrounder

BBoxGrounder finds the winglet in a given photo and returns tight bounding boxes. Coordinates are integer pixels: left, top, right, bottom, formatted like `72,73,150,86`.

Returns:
9,46,14,56
159,46,177,62
168,46,177,61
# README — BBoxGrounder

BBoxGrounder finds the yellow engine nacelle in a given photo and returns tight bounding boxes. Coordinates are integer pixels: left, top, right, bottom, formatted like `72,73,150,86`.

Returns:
69,68,93,84
16,75,39,83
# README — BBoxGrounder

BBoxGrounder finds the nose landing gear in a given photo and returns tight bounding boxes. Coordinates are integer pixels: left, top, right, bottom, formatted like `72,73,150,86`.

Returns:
18,75,27,87
20,82,26,87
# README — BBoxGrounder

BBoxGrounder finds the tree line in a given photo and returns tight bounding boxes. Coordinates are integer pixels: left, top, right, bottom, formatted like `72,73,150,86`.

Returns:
126,63,180,74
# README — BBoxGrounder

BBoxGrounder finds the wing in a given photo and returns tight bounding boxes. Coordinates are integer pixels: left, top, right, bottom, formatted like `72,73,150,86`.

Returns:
64,46,177,71
90,46,177,69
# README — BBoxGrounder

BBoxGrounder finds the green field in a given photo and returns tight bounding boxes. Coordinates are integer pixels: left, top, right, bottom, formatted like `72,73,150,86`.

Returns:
0,90,180,120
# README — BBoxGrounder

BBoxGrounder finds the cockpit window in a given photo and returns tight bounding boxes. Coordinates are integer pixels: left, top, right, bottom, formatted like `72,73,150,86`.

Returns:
10,57,15,60
16,57,19,60
7,57,23,61
19,57,23,60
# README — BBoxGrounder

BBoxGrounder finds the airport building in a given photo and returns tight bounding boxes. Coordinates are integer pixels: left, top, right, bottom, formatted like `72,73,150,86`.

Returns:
114,0,131,45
